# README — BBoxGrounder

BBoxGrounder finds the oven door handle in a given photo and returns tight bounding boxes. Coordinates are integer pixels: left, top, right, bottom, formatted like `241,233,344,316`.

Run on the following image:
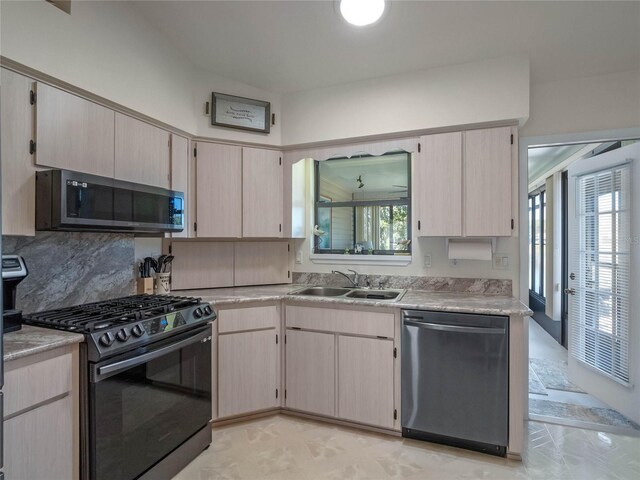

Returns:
92,328,212,383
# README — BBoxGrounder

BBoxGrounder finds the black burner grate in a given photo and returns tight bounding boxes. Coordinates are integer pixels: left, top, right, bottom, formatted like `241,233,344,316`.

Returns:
24,294,201,333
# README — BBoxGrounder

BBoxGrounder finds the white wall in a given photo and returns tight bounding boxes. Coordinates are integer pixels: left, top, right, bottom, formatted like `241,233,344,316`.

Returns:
0,0,196,133
0,0,284,146
294,236,519,287
192,67,282,145
282,55,530,145
521,69,640,138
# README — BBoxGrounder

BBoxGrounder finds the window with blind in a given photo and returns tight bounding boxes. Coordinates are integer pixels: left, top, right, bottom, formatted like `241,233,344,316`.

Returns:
570,164,631,384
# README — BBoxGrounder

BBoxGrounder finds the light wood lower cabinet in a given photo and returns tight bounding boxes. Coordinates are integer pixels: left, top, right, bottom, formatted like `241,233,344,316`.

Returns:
337,335,395,428
216,305,281,419
285,329,335,417
284,305,397,429
4,395,74,480
3,344,79,480
218,329,279,418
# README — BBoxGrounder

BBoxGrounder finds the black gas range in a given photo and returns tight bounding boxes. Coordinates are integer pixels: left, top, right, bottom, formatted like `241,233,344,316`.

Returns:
26,294,215,361
25,294,215,480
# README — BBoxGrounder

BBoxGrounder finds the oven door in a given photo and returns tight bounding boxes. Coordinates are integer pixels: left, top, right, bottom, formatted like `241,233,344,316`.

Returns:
88,324,212,480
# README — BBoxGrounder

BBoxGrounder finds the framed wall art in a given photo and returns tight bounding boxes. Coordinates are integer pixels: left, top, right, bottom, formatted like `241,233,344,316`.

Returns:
211,92,271,133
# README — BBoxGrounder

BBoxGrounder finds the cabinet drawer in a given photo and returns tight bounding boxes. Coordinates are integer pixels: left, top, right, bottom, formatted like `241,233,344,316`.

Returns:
218,305,279,333
4,348,73,417
285,305,394,338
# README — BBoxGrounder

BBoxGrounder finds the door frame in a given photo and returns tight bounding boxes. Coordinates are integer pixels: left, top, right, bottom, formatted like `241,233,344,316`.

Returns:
518,127,640,420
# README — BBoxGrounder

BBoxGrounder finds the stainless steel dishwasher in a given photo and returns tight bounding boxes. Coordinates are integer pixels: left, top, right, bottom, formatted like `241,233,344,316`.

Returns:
401,310,509,456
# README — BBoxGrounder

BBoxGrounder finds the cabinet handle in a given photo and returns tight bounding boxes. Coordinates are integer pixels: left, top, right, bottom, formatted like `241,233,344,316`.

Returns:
418,220,421,230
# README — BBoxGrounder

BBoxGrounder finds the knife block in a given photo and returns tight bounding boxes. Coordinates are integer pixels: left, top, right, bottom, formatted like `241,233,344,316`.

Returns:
137,278,154,295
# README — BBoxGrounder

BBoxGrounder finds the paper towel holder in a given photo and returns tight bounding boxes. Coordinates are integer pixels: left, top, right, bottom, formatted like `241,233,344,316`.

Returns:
445,237,496,260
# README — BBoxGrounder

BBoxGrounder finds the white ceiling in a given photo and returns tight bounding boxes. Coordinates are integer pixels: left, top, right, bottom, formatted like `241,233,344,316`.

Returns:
528,144,587,182
131,0,640,93
320,154,409,196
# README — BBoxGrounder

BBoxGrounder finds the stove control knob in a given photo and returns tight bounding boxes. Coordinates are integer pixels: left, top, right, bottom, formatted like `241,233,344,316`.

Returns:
116,328,130,342
99,332,115,347
132,324,145,337
203,305,213,316
193,307,203,318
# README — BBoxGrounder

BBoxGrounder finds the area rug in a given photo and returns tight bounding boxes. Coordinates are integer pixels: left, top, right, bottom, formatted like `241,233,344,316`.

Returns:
530,398,640,431
529,358,585,393
528,365,548,395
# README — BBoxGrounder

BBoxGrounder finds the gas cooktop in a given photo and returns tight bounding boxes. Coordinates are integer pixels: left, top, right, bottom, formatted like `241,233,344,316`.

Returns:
24,294,216,361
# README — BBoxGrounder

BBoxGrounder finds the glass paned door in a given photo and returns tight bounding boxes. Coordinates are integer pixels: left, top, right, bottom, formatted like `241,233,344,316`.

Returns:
567,144,636,385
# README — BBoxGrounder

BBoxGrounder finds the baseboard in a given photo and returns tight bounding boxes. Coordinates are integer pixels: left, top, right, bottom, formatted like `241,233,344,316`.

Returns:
210,407,402,437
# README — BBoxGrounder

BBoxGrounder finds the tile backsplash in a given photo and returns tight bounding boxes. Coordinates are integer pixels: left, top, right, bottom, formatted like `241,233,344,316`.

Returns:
3,232,136,313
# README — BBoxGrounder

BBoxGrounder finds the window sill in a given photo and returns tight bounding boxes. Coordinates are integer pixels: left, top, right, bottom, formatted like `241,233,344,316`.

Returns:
309,253,412,266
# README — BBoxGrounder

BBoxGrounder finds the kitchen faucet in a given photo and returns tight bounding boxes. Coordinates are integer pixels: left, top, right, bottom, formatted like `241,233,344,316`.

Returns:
331,269,360,287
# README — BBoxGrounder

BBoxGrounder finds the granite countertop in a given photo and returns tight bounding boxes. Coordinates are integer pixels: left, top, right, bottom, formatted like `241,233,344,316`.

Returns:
180,284,533,317
3,325,84,362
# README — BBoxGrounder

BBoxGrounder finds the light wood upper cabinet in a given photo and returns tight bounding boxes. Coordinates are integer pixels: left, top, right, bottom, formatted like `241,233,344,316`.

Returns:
242,147,284,237
115,112,170,188
35,82,115,177
463,127,513,236
415,132,462,236
1,68,35,236
194,143,285,238
218,328,279,418
170,134,190,238
234,242,290,286
337,335,395,429
169,241,234,290
414,126,515,238
285,329,335,417
195,143,243,238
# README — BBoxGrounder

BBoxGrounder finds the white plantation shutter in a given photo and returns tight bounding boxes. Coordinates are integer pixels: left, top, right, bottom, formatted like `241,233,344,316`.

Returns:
570,164,631,384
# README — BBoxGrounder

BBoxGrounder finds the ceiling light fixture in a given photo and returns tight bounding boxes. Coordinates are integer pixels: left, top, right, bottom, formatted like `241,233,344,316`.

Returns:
339,0,386,27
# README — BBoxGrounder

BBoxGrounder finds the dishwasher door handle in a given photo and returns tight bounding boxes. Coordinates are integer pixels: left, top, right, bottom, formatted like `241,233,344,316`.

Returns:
403,320,505,335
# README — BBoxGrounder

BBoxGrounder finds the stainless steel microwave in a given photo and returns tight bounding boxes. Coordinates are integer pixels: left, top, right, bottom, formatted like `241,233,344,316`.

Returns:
36,169,184,233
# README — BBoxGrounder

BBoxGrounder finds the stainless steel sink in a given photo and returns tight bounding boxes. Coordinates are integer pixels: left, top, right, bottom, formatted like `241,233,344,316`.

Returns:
345,289,406,301
292,286,353,297
290,286,406,302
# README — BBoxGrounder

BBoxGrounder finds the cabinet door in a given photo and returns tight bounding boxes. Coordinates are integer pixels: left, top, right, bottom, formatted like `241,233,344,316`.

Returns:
234,242,290,286
115,112,170,188
4,395,74,480
170,134,190,238
169,241,234,290
1,68,35,236
242,147,283,237
464,127,513,236
415,132,462,236
338,335,395,428
218,329,278,418
35,82,115,177
285,329,335,417
196,143,242,237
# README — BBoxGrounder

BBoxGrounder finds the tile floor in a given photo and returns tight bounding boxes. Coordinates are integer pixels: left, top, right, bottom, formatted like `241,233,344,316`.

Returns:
528,320,639,434
173,414,640,479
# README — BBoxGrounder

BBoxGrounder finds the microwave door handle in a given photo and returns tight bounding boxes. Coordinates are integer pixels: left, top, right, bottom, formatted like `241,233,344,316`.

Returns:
92,330,211,383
